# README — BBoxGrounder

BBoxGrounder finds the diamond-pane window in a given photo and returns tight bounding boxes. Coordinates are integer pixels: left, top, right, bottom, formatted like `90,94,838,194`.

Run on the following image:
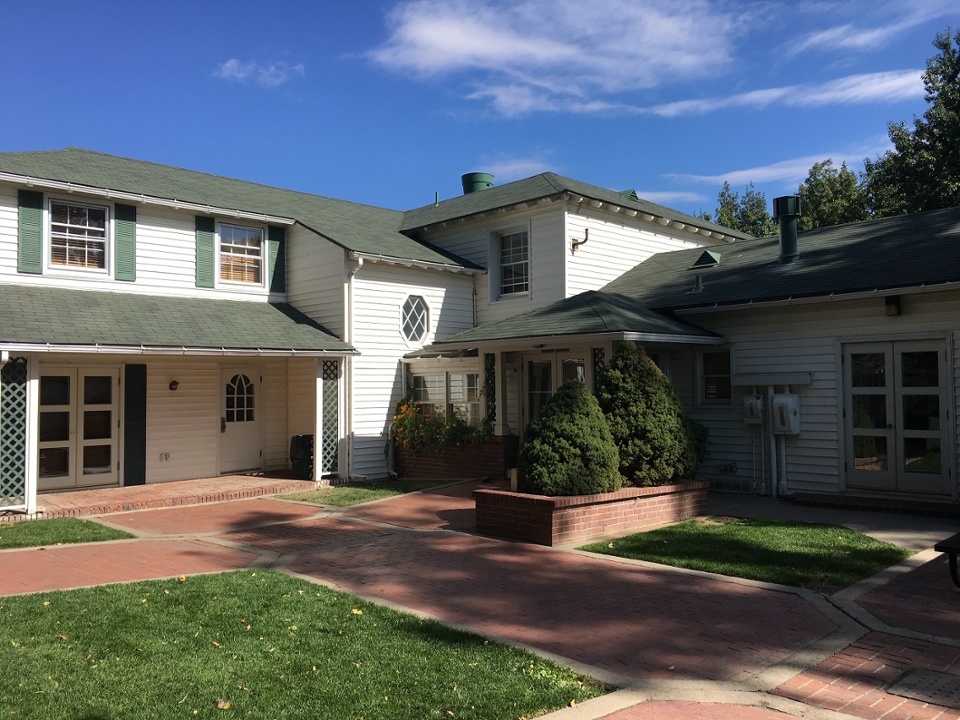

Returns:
401,296,429,343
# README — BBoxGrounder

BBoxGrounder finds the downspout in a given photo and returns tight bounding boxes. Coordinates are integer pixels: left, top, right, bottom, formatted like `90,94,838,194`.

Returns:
345,256,363,480
778,385,790,496
767,385,778,498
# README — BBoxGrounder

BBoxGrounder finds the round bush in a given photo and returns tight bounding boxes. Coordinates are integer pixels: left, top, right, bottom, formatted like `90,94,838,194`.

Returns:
517,380,622,496
595,341,704,486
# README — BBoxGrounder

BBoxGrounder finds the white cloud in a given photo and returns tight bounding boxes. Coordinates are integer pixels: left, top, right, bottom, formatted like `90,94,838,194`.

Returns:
479,155,555,182
213,59,305,88
646,70,924,117
670,137,893,186
370,0,747,103
633,190,708,204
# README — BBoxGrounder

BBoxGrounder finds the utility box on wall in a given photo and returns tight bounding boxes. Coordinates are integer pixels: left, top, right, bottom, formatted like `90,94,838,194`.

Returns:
743,394,764,424
772,394,801,435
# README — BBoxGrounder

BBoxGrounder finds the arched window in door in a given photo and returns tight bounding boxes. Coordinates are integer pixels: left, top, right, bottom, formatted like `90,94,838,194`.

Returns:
226,374,255,423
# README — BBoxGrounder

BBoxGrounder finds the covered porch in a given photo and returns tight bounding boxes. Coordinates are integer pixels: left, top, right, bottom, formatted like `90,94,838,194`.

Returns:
0,285,355,515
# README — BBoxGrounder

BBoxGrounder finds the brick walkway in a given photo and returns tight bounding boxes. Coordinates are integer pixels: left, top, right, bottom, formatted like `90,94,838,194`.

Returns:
600,701,797,719
289,531,837,683
343,479,504,531
0,539,256,595
102,498,321,535
773,632,960,720
856,555,960,640
2,474,316,523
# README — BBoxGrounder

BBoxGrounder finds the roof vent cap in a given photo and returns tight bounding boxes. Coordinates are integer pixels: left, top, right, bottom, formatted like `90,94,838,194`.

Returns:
461,172,494,195
691,250,721,268
772,195,802,265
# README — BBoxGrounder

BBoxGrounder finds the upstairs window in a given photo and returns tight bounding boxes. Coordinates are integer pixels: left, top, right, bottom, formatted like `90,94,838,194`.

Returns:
401,296,429,343
50,201,107,270
219,223,263,284
499,230,529,295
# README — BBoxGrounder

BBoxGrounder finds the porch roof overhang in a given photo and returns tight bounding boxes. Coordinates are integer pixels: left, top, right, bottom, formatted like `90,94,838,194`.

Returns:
426,290,725,351
0,284,357,357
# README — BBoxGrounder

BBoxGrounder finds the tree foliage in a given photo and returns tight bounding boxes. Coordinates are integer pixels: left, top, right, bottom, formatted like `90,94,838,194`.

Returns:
517,380,621,496
796,159,869,231
714,182,776,237
862,28,960,216
595,341,705,487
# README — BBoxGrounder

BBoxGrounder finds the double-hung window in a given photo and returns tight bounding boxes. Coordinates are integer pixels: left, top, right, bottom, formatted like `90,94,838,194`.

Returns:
699,350,732,405
499,230,529,295
411,372,482,422
412,374,445,416
50,201,108,270
219,223,263,284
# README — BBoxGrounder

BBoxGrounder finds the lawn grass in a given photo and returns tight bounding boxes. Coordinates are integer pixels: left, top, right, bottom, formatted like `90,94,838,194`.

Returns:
580,517,911,592
0,518,133,549
0,570,603,719
280,478,457,507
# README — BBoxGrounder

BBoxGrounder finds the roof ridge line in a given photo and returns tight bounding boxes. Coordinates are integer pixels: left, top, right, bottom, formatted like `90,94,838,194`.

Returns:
580,291,615,332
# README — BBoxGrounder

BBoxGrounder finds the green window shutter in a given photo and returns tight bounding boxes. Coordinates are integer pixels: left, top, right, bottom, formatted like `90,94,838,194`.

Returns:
268,225,286,293
195,216,215,288
17,190,43,274
114,203,137,282
123,364,148,486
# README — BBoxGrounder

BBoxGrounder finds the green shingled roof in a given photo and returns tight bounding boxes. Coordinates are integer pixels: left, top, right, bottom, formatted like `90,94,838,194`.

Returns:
0,284,353,353
432,290,722,345
0,148,475,269
604,205,960,311
400,172,751,240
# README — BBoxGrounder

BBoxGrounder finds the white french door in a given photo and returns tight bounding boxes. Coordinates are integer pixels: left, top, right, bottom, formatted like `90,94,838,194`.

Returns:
521,350,589,433
38,368,120,491
220,368,262,474
844,340,951,495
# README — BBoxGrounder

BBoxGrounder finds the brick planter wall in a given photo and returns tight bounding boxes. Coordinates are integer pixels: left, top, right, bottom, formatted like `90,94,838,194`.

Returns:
395,435,519,480
474,481,708,547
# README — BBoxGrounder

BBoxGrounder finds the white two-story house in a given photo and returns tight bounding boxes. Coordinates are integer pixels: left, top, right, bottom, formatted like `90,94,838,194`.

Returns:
0,149,741,513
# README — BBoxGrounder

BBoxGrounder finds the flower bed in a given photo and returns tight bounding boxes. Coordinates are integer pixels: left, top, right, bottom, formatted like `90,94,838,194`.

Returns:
474,481,708,547
395,435,519,480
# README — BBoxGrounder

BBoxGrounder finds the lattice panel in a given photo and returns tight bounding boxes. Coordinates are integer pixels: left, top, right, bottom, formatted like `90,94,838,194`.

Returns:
0,358,28,508
592,347,605,390
321,360,339,475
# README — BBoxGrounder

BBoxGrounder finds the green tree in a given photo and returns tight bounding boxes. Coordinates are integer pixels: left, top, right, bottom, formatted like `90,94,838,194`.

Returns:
595,341,705,486
796,159,868,230
713,182,776,237
517,380,621,496
862,28,960,216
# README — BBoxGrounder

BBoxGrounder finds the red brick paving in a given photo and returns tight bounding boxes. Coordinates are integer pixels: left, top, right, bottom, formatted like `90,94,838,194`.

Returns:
288,531,837,682
0,540,256,595
1,474,317,523
773,632,960,720
220,516,398,553
101,498,321,535
857,555,960,640
343,479,505,531
601,701,793,719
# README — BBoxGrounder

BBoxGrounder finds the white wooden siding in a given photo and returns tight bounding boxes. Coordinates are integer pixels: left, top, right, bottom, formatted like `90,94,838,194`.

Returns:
671,291,960,495
286,224,345,336
350,262,474,478
0,181,278,302
287,358,317,439
418,204,567,327
566,207,717,296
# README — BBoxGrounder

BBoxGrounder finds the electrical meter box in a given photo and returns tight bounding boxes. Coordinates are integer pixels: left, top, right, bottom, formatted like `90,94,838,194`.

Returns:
743,394,764,424
772,394,801,435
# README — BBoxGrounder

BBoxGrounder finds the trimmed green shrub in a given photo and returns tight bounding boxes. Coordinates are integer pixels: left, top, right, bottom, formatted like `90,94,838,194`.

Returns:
517,380,622,496
596,341,705,486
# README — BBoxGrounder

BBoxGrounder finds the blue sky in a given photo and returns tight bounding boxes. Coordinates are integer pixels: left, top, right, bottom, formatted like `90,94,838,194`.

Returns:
2,0,958,217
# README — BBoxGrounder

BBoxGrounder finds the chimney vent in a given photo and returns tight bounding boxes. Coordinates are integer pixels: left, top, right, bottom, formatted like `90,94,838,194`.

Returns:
461,172,494,195
773,195,801,264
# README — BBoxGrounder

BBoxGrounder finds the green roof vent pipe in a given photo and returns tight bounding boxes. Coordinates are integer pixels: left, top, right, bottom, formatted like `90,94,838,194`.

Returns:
461,172,494,195
773,195,802,265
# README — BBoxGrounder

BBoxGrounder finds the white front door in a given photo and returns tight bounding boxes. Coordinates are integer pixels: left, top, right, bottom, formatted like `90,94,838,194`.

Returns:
844,340,951,495
220,368,262,474
38,368,120,491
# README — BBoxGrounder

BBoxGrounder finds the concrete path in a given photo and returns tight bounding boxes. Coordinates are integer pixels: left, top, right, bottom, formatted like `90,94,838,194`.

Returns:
2,481,960,720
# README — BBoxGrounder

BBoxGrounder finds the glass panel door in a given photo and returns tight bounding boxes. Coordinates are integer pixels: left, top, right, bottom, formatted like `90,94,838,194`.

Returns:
77,370,119,487
895,343,949,494
38,370,77,491
845,345,895,491
526,360,553,428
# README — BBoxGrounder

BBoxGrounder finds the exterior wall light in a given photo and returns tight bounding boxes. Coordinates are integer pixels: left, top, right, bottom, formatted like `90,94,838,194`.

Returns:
169,380,180,391
885,295,901,317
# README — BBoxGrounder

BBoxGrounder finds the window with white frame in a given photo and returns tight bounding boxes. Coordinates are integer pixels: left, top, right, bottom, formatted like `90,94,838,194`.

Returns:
219,223,263,284
50,201,108,270
401,296,429,343
499,230,529,295
699,350,732,404
411,371,481,422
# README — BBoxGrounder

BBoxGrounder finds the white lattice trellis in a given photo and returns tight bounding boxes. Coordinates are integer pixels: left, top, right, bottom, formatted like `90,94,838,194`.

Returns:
1,358,28,508
321,360,339,475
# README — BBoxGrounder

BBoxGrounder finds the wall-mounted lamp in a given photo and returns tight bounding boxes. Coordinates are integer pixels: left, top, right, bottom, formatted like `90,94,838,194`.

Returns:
169,380,180,391
885,295,901,317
